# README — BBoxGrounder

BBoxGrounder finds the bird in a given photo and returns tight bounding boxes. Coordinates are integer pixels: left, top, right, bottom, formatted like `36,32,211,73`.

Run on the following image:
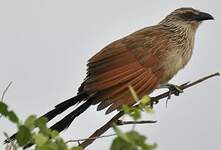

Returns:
6,7,214,142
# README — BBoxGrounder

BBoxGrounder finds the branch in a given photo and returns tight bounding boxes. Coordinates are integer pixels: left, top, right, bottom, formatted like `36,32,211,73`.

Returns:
151,72,220,103
3,132,16,150
65,120,156,145
116,120,157,125
66,133,116,144
79,72,220,148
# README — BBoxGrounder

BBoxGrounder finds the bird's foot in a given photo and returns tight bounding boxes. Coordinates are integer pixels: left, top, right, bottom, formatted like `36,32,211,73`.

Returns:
159,83,183,100
150,98,159,108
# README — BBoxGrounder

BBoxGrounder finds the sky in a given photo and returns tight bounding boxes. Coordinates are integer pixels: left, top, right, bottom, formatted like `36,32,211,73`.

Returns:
0,0,220,150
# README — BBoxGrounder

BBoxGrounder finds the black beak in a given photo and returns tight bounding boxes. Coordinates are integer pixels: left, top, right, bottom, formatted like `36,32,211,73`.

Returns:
197,12,214,21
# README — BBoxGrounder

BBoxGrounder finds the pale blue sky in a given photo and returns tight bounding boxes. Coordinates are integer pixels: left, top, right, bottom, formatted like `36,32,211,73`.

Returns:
0,0,220,150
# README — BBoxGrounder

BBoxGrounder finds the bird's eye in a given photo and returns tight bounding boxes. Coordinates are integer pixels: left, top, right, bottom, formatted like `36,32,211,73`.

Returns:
179,12,197,21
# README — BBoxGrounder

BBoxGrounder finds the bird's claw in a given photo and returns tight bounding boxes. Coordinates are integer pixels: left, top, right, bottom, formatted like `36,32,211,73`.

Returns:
150,99,159,108
159,83,183,100
168,84,183,100
169,84,183,95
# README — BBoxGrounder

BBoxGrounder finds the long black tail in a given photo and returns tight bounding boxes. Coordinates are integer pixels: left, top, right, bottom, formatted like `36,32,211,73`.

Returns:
49,98,93,132
5,91,92,143
22,99,93,149
41,92,88,121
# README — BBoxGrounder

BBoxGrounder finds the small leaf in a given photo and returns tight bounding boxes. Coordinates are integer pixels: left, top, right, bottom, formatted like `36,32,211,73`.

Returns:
55,138,68,150
71,146,83,150
130,108,141,120
111,137,135,150
122,105,130,113
140,95,151,105
0,102,19,123
34,117,51,137
34,133,49,146
0,102,8,115
113,124,130,143
34,117,48,127
111,131,157,150
36,144,56,150
15,125,31,146
7,111,19,123
122,105,141,120
50,130,59,139
127,131,157,150
25,115,37,129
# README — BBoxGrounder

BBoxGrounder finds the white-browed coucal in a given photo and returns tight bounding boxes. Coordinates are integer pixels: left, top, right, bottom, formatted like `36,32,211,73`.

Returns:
6,7,214,142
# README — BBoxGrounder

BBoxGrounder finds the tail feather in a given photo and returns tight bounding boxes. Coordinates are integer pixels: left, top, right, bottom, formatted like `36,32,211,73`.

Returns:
4,92,91,144
55,92,87,108
42,92,88,121
50,99,93,132
22,99,94,149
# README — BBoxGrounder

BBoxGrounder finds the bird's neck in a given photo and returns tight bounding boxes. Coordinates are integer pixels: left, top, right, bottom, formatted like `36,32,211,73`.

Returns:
157,23,198,84
161,22,198,52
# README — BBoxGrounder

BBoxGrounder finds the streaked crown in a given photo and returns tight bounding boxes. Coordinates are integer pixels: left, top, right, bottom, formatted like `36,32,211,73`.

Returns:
160,7,214,26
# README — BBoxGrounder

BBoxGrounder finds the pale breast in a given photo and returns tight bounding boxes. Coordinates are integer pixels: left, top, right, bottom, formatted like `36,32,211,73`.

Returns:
159,25,196,84
160,46,193,84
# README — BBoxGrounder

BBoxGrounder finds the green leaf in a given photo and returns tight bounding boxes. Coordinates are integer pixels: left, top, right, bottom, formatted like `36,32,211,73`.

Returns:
34,117,51,137
7,110,19,123
55,138,68,150
34,133,49,146
25,115,37,129
36,147,54,150
122,105,141,120
50,130,59,139
34,117,48,128
113,124,131,143
0,101,8,115
130,108,141,120
36,144,56,150
111,130,157,150
71,146,83,150
122,105,130,113
127,131,146,144
111,137,136,150
127,131,157,150
0,102,19,123
139,95,155,113
140,95,151,105
15,125,31,146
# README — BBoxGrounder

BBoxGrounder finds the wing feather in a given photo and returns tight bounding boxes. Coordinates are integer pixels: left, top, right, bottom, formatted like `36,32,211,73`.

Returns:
80,26,171,113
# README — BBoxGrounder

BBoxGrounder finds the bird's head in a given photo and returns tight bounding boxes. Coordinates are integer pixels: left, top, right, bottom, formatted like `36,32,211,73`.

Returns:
160,8,214,29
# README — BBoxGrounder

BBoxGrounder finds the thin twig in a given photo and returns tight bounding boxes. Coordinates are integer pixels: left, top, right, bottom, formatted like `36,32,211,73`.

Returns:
1,81,13,101
0,81,13,120
1,82,14,150
151,72,220,103
80,72,220,148
3,132,17,150
66,133,116,144
117,120,157,125
80,111,124,148
65,120,156,144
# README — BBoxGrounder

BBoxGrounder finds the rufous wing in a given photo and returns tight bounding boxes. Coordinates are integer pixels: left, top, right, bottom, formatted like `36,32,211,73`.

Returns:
81,27,169,113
